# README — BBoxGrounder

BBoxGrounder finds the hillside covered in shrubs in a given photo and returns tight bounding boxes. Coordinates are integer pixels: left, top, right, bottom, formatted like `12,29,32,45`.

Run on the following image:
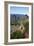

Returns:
10,14,29,39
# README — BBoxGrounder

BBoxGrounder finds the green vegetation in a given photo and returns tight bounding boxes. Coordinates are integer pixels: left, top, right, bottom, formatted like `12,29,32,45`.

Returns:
10,20,29,39
10,14,29,39
10,31,25,39
23,20,29,33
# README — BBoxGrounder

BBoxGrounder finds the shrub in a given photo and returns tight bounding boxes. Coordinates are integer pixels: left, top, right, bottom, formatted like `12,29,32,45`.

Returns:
10,31,25,39
10,20,29,39
22,20,29,34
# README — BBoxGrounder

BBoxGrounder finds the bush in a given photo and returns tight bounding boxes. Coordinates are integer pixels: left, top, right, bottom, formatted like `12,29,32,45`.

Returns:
10,20,29,39
23,20,29,33
10,31,25,39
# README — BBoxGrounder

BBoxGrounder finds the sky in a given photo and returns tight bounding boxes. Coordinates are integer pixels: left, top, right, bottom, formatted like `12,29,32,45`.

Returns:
10,6,29,15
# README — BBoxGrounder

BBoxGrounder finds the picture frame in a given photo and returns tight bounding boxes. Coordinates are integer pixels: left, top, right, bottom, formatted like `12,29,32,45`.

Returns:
4,1,33,45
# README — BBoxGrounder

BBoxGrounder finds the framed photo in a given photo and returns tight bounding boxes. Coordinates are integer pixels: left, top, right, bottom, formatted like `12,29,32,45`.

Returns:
4,1,33,44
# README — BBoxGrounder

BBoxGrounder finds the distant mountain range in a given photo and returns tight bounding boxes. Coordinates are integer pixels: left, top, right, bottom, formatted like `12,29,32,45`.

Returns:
10,14,29,24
